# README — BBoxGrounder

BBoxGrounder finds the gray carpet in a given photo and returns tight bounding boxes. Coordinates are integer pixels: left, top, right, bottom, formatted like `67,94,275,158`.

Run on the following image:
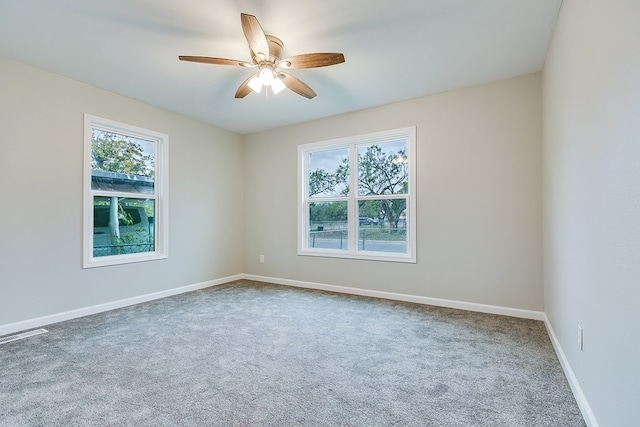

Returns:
0,280,585,426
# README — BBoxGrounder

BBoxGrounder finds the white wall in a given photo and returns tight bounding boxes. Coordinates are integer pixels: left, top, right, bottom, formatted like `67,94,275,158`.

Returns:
542,0,640,425
244,74,543,311
0,57,244,327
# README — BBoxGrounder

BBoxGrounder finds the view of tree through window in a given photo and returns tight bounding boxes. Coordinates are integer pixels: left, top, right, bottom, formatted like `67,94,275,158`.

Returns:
90,130,156,258
91,130,155,179
84,115,167,268
300,127,416,262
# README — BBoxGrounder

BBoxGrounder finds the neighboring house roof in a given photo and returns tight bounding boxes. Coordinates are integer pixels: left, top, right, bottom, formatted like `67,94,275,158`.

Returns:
91,170,154,195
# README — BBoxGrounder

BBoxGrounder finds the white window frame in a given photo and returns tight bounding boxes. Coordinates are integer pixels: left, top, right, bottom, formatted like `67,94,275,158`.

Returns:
83,114,168,268
298,127,416,263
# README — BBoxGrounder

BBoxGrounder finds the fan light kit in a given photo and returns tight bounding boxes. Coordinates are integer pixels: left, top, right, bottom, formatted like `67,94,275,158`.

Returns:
179,13,345,99
249,64,286,94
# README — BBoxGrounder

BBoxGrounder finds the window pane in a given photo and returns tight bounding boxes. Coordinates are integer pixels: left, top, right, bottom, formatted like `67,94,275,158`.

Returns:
358,141,408,196
93,196,155,257
308,148,349,198
91,129,155,194
309,201,348,250
358,199,407,253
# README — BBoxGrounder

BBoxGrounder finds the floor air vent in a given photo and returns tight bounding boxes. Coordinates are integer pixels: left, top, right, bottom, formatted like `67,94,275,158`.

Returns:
0,328,49,345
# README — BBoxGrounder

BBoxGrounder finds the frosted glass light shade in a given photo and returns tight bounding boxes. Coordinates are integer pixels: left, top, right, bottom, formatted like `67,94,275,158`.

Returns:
258,68,275,86
248,75,262,93
271,77,285,94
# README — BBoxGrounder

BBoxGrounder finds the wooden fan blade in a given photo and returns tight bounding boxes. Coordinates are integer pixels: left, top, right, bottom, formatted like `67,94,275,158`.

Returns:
241,13,269,59
279,72,316,99
280,53,345,69
235,74,257,98
179,56,252,67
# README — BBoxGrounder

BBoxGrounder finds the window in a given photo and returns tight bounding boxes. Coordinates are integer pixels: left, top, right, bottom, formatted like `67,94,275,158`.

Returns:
83,114,168,268
298,127,416,263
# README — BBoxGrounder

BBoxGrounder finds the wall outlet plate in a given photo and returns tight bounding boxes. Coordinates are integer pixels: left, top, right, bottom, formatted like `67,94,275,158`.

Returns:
577,325,584,351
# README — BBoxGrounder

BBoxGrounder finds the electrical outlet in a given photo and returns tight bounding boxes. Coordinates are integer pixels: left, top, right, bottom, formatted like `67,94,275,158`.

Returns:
577,325,584,351
259,254,265,263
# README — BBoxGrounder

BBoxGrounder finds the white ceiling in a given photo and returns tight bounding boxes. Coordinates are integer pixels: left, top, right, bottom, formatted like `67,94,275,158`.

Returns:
0,0,561,134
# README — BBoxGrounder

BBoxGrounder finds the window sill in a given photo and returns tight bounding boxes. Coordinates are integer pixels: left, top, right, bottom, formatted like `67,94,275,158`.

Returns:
83,252,168,269
297,249,416,264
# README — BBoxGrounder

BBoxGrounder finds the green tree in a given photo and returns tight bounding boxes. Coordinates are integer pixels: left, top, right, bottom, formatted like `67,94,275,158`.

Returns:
308,158,348,197
358,199,382,221
358,145,408,195
357,145,408,232
91,130,154,177
308,144,408,233
309,201,348,223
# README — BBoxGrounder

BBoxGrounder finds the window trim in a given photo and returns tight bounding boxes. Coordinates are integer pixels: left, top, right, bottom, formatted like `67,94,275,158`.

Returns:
298,127,416,263
83,114,169,268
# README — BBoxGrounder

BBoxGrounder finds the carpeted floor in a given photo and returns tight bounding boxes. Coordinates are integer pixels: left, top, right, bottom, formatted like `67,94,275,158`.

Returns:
0,280,585,426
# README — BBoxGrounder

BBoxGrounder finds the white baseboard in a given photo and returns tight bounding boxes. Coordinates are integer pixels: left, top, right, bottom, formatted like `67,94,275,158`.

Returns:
242,274,546,321
0,273,544,337
0,274,243,337
246,274,597,424
543,314,599,427
2,273,593,426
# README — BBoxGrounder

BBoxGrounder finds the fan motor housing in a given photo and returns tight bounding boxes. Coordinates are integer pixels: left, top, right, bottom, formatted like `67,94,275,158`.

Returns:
265,35,284,61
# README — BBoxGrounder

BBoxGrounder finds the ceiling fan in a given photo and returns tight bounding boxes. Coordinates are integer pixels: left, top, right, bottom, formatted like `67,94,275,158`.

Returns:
179,13,345,99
